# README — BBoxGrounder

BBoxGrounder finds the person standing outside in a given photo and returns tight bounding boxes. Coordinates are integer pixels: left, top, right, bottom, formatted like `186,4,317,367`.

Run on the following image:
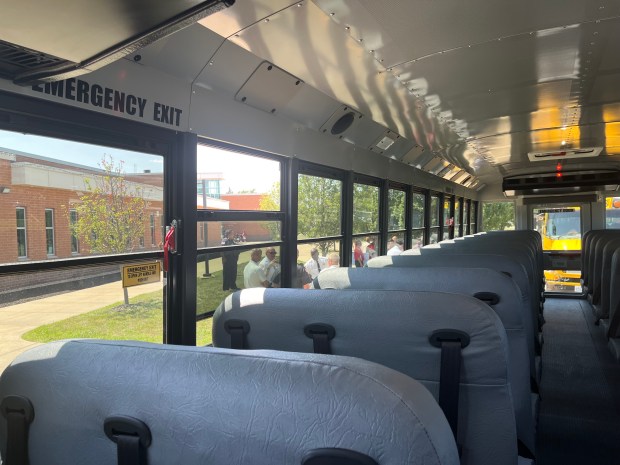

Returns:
221,230,240,291
353,239,365,267
304,247,327,279
244,248,270,288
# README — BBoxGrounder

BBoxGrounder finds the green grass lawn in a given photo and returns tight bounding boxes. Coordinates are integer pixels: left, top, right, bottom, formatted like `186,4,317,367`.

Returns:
22,259,250,346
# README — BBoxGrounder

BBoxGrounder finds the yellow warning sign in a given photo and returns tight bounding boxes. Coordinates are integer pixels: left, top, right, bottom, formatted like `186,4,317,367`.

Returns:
122,262,161,288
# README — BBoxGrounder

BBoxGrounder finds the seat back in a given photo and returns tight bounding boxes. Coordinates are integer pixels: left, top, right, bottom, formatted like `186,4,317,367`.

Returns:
590,233,620,304
0,339,459,465
607,250,620,338
213,288,519,465
368,252,540,355
312,266,535,453
595,238,620,320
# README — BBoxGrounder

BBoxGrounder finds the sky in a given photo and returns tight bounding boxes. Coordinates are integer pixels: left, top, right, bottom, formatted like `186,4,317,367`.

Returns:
0,130,280,194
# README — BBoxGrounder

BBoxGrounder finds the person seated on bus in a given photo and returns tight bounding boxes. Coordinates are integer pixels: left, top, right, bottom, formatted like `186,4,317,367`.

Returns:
243,248,270,288
259,247,281,285
320,252,340,273
387,238,404,256
304,247,328,279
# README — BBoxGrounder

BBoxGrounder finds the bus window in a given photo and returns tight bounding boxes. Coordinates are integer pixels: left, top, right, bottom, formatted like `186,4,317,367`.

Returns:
429,194,440,243
297,173,342,266
352,182,379,267
0,129,165,350
412,191,426,248
482,201,515,231
197,145,281,211
443,196,453,239
606,197,620,229
532,206,582,293
388,188,406,252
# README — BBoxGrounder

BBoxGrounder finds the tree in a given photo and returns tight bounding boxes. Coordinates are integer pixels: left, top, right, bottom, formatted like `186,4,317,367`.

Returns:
261,176,344,255
482,201,515,231
353,184,379,234
297,175,341,255
71,155,150,304
259,182,281,238
388,189,406,231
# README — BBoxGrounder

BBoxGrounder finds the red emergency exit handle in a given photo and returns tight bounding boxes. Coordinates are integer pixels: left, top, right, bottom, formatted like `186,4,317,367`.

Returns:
163,226,175,272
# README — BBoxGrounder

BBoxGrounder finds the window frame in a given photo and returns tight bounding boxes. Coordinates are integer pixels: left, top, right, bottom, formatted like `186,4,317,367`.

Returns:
411,189,428,246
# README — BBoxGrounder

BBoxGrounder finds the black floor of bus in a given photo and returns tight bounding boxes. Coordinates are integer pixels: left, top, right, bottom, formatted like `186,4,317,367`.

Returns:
536,298,620,465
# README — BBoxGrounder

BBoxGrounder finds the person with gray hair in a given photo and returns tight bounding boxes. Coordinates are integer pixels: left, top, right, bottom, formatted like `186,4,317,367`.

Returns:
321,252,340,272
259,247,281,286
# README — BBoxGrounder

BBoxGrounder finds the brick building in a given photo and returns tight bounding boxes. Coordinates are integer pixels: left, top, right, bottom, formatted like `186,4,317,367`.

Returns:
0,148,164,264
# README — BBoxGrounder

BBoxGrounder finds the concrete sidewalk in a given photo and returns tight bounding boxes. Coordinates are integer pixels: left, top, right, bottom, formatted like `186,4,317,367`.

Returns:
0,280,163,374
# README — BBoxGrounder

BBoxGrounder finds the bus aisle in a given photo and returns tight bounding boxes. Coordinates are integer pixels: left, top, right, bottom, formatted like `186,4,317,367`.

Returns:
536,298,620,464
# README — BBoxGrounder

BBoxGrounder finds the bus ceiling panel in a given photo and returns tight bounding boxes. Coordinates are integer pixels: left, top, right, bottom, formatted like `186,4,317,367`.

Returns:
392,26,580,107
1,0,235,84
233,61,306,114
198,0,301,38
123,24,227,84
313,0,618,68
193,38,266,94
219,1,426,143
192,34,347,140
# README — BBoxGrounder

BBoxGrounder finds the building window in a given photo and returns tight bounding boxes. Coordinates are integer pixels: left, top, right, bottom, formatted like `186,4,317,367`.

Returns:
150,213,156,246
45,209,55,256
69,209,79,254
16,207,27,258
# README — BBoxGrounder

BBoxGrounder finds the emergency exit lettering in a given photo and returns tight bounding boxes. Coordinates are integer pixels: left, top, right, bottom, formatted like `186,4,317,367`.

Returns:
153,102,183,127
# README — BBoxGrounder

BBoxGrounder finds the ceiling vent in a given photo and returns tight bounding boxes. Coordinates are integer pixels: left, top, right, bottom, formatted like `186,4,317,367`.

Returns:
527,147,602,162
0,40,66,81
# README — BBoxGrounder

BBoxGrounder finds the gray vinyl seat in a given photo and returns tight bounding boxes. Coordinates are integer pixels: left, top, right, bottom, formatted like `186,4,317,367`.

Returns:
213,288,524,465
367,253,542,383
580,230,597,290
588,233,620,306
592,238,620,321
405,245,542,333
312,266,536,455
419,239,542,306
603,249,620,360
0,339,460,465
583,231,620,299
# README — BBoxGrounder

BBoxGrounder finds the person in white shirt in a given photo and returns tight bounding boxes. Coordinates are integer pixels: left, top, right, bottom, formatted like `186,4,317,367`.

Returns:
387,239,404,256
259,247,281,286
244,248,270,288
304,247,328,279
